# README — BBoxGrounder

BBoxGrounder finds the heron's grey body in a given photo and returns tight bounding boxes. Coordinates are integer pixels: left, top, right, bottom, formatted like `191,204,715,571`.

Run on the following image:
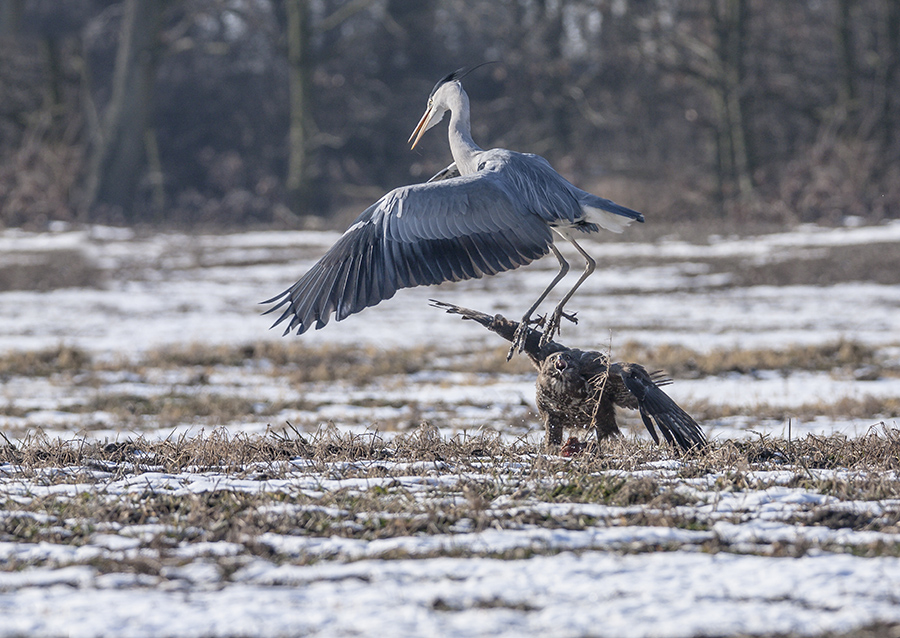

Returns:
264,67,643,342
431,300,707,453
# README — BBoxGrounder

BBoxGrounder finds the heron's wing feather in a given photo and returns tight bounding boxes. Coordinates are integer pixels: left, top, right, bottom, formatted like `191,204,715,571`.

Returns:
263,174,553,335
612,363,707,451
509,152,644,227
426,163,460,182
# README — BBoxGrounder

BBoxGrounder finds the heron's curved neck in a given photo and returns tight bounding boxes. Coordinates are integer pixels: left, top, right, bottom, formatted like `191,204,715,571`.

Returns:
447,89,482,175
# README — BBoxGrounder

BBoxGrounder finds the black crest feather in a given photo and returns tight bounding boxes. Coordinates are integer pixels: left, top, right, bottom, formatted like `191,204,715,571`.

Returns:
429,61,498,98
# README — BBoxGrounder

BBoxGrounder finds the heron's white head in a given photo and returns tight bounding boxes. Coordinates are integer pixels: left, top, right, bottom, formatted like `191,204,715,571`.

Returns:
408,78,462,149
408,63,495,149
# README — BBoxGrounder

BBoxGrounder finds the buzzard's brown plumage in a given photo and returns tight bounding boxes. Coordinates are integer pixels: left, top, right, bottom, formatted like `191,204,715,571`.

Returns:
431,300,706,452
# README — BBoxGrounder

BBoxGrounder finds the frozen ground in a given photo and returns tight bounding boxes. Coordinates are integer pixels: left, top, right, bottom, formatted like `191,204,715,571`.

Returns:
2,440,899,638
1,220,898,442
1,221,899,637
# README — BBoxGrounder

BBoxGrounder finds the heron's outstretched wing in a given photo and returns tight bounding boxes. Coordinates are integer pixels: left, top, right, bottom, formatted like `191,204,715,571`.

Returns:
610,362,707,451
264,174,553,335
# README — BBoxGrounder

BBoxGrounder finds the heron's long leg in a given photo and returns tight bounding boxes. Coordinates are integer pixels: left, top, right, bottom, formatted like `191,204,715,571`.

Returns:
507,243,569,360
540,237,595,346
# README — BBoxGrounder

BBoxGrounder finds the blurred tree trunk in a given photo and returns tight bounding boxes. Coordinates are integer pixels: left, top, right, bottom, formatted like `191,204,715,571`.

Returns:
286,0,312,214
386,0,437,75
0,0,23,35
42,35,63,110
662,0,754,211
880,0,900,148
835,0,858,110
536,0,569,149
712,0,753,203
0,0,62,113
84,0,162,220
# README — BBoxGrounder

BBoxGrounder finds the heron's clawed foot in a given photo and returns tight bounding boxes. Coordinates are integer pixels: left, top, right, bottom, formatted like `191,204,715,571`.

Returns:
507,322,530,361
539,307,574,346
538,327,553,347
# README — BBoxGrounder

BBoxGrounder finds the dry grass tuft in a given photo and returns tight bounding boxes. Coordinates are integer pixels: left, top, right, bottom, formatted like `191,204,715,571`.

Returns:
0,428,301,474
617,339,882,378
141,341,433,384
78,392,274,426
0,344,93,377
4,425,898,475
450,345,536,375
682,397,900,422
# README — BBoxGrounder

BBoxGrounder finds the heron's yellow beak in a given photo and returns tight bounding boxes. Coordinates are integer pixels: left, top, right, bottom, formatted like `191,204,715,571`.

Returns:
408,106,433,150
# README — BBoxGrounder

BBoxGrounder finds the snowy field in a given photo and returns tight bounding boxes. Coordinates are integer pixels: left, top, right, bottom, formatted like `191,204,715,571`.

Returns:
1,220,899,637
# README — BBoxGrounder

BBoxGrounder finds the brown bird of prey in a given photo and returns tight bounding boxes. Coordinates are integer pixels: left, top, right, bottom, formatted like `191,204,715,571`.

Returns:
430,300,707,453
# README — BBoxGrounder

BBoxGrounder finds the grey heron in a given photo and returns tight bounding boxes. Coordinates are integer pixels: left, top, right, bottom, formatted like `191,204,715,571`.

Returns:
264,66,644,354
430,299,707,453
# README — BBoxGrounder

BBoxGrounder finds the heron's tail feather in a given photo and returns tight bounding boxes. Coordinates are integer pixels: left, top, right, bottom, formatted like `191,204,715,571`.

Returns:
593,197,645,221
581,197,644,234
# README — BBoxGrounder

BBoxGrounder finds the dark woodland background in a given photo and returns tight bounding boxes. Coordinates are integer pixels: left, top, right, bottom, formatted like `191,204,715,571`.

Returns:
0,0,898,230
